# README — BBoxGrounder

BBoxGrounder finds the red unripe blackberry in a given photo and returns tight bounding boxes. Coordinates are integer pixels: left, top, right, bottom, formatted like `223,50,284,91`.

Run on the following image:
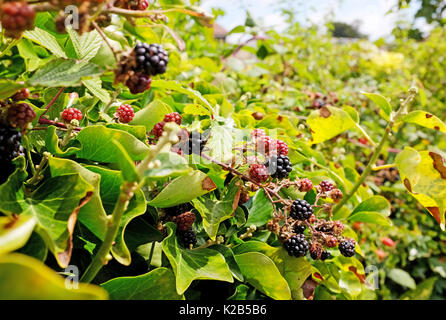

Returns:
249,164,269,184
309,242,323,260
175,211,196,231
298,178,313,192
1,2,36,38
339,239,356,257
329,188,343,203
250,128,265,139
332,220,344,235
163,112,182,125
10,88,30,101
309,214,317,224
7,103,36,130
283,234,309,257
255,136,277,155
125,73,152,94
152,121,165,138
325,236,338,248
134,43,168,76
178,227,197,248
381,237,395,247
290,199,313,221
62,108,83,122
319,180,334,192
115,104,134,123
276,139,289,156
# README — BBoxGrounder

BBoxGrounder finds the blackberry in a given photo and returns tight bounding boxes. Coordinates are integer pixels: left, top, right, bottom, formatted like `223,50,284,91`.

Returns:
329,188,343,203
266,154,292,179
0,126,24,183
325,236,338,248
320,250,331,261
134,43,168,76
309,242,323,260
283,234,309,257
339,240,356,257
7,103,36,130
255,136,276,155
116,0,150,10
249,164,269,184
239,192,250,205
250,128,265,139
319,180,334,192
152,121,165,138
298,178,313,192
1,1,36,38
290,199,313,221
293,224,306,234
125,73,152,94
10,88,30,101
178,227,197,248
115,104,134,123
175,211,196,231
276,139,289,156
62,108,83,123
164,112,182,125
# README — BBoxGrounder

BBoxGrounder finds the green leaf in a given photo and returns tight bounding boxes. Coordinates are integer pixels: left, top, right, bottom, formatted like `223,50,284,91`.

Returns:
0,215,36,256
347,212,392,226
0,173,94,268
347,196,392,226
234,252,291,300
203,123,234,163
362,92,392,120
144,152,191,179
0,80,25,100
400,277,437,300
75,125,150,163
395,147,446,230
209,245,244,281
130,99,173,132
148,170,216,208
387,268,416,289
246,189,274,227
45,126,79,157
101,268,183,300
0,253,107,300
402,110,446,133
28,58,102,87
67,28,102,61
111,139,140,183
192,178,239,240
307,106,356,144
82,79,111,104
162,223,233,295
24,28,67,58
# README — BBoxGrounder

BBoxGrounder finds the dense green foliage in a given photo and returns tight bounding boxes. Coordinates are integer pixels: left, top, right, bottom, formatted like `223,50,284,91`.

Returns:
0,0,445,300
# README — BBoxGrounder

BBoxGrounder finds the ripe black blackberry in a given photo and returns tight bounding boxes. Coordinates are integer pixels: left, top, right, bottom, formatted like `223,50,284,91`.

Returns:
125,73,152,94
266,154,292,179
290,199,313,221
320,250,331,261
0,126,24,183
293,224,306,234
339,239,356,257
283,234,309,257
178,227,197,248
134,43,168,76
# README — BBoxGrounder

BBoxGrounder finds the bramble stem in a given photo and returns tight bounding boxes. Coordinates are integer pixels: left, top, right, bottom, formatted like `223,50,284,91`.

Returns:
372,163,397,171
333,88,417,215
40,87,64,117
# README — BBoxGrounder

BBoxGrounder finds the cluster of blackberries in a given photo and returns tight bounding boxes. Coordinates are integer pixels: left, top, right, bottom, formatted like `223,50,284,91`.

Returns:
0,126,24,184
250,129,289,157
134,43,169,76
125,73,152,95
178,227,197,248
290,199,313,221
266,154,292,179
0,1,36,38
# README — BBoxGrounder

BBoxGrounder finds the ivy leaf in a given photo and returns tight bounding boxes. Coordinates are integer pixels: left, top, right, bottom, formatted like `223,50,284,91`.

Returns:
234,252,291,300
162,223,233,295
28,58,102,87
101,267,183,300
395,147,446,230
402,110,446,133
246,189,274,227
0,253,107,299
307,106,356,144
362,92,392,120
0,215,36,256
148,170,216,208
75,125,150,163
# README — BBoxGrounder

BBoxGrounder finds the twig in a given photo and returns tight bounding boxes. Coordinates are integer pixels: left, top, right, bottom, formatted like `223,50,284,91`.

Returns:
40,87,64,117
92,22,118,62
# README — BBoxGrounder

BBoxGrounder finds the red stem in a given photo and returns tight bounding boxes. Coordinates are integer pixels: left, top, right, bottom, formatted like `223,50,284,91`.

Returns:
38,118,82,131
40,87,65,116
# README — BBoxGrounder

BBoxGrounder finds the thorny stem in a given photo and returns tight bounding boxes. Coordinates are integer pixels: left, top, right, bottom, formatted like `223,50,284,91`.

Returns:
333,88,418,215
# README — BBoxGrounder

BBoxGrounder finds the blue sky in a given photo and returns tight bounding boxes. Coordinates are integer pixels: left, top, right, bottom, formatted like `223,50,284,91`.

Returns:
200,0,426,40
